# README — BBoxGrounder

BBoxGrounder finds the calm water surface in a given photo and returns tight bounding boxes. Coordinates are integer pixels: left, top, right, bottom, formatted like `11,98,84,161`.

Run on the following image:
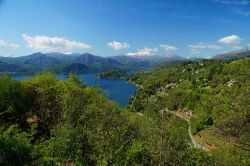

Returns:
13,73,137,107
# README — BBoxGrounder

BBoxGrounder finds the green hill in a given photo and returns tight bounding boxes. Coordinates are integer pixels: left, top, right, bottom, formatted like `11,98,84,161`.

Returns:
0,72,214,165
128,58,250,165
0,57,249,165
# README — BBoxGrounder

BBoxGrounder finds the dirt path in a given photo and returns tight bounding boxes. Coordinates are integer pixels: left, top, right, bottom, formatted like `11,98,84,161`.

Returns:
162,108,208,151
136,108,208,151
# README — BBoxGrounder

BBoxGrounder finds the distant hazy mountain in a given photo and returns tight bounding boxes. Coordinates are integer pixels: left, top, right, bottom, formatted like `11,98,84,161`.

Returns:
0,53,61,68
46,52,79,62
0,61,22,72
58,63,89,73
110,54,186,68
213,48,250,60
109,55,152,69
111,55,144,64
0,52,187,74
0,52,124,74
112,54,185,63
76,53,123,68
146,54,186,62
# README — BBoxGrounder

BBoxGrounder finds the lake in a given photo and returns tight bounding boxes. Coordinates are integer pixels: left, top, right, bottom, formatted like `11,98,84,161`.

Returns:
13,73,137,108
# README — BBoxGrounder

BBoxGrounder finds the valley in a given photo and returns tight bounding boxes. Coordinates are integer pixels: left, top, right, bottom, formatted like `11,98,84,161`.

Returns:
1,0,250,165
1,49,250,165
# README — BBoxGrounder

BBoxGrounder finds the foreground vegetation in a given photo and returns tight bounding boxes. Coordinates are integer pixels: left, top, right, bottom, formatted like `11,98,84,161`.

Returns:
128,58,250,165
0,72,212,165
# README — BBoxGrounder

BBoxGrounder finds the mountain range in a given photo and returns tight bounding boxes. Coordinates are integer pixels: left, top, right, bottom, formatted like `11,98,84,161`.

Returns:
0,49,249,75
213,48,250,60
0,52,186,74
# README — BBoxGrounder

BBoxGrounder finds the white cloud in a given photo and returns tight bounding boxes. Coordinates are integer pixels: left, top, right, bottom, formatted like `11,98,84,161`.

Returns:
207,45,222,49
190,49,201,54
22,34,91,53
189,42,221,49
0,40,7,46
9,43,20,48
170,14,200,20
219,35,241,44
108,40,130,50
160,44,178,51
147,2,169,9
233,9,250,17
0,39,20,48
213,0,250,5
232,45,243,50
127,47,158,56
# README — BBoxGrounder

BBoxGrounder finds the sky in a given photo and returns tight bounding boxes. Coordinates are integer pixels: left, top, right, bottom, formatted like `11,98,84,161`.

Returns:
0,0,250,58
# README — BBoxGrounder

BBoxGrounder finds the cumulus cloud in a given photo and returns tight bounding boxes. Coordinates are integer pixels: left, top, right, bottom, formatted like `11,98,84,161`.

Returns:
22,34,91,53
189,42,221,49
0,39,20,48
160,44,178,51
127,47,158,56
108,40,130,50
219,35,241,44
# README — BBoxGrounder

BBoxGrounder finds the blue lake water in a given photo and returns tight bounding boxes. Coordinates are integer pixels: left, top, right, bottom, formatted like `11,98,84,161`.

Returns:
13,73,137,108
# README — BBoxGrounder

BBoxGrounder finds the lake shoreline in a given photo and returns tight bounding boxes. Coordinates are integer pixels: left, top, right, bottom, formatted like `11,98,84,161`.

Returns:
12,72,138,108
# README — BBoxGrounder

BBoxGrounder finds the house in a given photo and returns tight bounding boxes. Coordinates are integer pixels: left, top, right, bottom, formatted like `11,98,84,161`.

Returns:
186,110,193,116
157,83,177,94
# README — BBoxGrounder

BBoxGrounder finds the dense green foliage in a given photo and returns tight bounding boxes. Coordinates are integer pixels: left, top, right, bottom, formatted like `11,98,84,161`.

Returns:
0,72,213,165
96,70,129,79
128,58,250,165
0,73,144,165
2,58,248,165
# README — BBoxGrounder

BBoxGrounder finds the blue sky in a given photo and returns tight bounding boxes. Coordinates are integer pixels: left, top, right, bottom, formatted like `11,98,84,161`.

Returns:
0,0,249,58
